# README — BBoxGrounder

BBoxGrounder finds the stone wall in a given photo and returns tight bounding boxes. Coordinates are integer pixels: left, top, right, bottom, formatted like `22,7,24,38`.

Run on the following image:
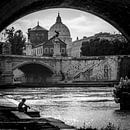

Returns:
0,55,124,84
61,56,118,81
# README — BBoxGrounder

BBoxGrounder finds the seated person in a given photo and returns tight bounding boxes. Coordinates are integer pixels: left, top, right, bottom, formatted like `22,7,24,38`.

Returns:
18,98,30,113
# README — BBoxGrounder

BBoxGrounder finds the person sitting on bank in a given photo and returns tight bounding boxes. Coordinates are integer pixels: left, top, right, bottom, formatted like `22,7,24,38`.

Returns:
18,98,30,113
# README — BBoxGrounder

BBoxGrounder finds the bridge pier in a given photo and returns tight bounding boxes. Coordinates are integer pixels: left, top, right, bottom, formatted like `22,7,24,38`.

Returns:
0,57,14,85
1,71,13,84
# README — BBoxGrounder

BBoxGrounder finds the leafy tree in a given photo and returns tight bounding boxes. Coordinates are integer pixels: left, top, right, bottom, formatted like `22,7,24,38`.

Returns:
5,27,26,55
80,37,129,56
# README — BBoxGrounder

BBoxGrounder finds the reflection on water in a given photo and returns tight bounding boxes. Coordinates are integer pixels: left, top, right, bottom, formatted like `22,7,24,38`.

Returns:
1,87,130,129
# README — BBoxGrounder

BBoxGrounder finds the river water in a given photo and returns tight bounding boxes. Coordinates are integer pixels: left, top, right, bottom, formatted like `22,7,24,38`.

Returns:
1,87,130,129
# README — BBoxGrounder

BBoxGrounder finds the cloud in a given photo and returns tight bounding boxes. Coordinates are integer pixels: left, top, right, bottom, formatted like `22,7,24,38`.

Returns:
64,14,119,39
1,9,119,41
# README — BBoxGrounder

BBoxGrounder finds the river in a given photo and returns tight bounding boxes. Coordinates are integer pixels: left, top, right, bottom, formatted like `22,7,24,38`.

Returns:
1,87,130,129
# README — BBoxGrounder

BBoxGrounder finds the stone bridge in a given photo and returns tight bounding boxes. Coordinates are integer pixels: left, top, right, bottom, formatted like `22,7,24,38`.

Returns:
1,54,129,85
0,55,58,84
0,1,130,85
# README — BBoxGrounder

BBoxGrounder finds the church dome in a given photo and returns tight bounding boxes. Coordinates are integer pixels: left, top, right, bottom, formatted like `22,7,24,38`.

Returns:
31,21,48,31
48,13,71,39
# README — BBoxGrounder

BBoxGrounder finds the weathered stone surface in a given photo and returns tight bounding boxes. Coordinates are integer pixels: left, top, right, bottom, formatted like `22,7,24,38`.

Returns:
1,55,129,84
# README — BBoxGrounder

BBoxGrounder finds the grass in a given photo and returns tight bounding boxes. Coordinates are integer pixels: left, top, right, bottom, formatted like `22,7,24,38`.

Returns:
78,122,122,130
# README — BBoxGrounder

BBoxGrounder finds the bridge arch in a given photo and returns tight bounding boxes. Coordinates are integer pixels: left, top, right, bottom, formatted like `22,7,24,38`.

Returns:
12,61,55,74
0,0,130,42
12,61,55,84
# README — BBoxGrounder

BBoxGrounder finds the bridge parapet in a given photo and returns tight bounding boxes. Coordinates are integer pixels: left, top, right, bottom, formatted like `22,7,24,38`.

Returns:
0,55,14,84
0,54,129,85
61,56,119,81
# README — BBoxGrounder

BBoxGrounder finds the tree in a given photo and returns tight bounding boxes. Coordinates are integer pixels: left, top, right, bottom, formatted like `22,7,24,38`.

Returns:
80,37,129,56
4,27,26,55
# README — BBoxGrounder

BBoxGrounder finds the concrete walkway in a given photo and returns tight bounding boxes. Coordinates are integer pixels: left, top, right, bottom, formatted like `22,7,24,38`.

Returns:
0,94,76,130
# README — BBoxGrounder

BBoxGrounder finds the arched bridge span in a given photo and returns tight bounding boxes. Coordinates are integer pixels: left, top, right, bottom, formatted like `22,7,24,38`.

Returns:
0,55,130,85
0,55,57,84
13,61,54,84
13,61,54,74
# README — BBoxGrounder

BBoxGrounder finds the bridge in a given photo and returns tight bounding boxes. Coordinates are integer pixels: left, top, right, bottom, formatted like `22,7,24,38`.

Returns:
0,1,130,86
0,54,130,85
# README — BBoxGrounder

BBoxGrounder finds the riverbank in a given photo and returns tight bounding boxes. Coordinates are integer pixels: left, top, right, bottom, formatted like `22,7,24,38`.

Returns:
1,86,129,129
0,94,123,130
0,94,75,129
0,80,118,89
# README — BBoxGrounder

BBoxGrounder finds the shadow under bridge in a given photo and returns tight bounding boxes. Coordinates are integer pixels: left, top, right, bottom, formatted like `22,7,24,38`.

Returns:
16,62,54,85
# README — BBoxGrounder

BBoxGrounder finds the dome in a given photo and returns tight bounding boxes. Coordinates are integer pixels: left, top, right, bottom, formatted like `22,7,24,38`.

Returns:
48,13,71,39
31,21,48,31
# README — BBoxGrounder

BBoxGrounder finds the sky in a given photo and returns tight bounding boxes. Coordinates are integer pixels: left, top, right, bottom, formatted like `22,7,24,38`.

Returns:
0,8,120,41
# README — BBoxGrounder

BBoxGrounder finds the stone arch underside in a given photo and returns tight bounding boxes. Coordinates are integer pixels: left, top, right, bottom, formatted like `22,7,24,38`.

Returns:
0,0,130,42
13,61,54,85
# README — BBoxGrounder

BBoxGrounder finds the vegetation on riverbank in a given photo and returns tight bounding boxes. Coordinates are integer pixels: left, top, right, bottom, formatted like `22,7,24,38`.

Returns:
78,123,121,130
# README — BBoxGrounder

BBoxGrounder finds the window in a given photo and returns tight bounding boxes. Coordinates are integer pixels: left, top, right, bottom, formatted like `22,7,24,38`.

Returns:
33,49,36,56
50,48,53,53
40,47,43,55
37,48,39,55
38,48,40,55
44,48,48,54
61,48,65,53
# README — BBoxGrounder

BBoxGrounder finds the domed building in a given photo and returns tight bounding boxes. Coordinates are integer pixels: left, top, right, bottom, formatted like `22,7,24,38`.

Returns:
48,13,72,49
26,20,67,57
28,21,48,46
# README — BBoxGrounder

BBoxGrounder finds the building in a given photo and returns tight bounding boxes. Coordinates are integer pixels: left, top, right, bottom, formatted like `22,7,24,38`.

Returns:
69,33,126,57
69,37,89,57
28,21,48,46
48,13,72,50
32,37,67,57
25,14,69,57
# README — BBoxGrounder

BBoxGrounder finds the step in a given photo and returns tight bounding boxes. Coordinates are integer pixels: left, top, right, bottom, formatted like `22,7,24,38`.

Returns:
11,111,32,119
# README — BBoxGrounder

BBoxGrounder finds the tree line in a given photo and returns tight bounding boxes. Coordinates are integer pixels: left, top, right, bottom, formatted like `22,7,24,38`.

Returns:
0,27,26,55
80,38,129,56
0,28,130,56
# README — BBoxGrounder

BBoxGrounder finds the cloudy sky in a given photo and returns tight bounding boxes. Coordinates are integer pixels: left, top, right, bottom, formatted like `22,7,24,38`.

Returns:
1,8,120,41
